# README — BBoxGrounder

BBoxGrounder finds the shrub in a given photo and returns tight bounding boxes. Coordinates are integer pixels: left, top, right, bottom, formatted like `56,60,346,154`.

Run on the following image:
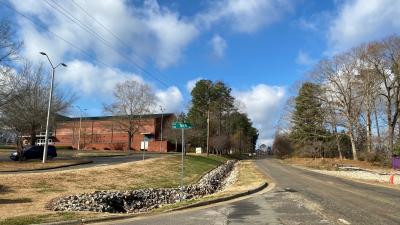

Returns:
272,133,294,158
394,146,400,156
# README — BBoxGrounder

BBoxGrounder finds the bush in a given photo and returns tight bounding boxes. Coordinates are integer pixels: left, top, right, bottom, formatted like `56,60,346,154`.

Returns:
272,133,294,158
104,147,111,150
358,151,390,166
394,146,400,156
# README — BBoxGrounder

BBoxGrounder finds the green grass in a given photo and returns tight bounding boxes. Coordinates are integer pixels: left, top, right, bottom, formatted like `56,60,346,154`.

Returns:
0,212,91,225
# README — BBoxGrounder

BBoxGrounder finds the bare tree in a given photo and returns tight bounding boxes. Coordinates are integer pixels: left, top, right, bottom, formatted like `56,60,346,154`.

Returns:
0,20,21,65
315,51,364,160
364,37,400,155
104,80,155,150
355,45,382,153
0,20,22,110
1,62,73,151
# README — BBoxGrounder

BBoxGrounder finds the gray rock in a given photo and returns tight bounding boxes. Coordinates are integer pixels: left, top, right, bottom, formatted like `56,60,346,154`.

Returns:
50,160,237,213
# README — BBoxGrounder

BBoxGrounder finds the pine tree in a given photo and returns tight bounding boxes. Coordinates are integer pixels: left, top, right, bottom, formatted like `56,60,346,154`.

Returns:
290,82,327,146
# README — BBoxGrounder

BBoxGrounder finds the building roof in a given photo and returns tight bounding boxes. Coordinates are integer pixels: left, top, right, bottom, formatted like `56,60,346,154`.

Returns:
56,113,175,122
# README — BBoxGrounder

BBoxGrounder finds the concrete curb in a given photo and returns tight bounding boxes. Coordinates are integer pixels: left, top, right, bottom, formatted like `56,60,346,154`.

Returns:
37,181,268,225
170,181,268,211
0,160,93,173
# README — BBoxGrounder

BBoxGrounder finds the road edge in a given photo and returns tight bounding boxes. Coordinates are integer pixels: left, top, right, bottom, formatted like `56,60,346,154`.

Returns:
285,161,400,191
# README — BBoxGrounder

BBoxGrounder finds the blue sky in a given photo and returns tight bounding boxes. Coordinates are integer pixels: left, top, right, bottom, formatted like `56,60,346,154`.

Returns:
2,0,400,145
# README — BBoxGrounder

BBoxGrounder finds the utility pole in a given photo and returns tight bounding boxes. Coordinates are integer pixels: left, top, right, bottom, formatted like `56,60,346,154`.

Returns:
159,106,164,152
181,127,184,191
39,52,67,163
76,106,87,151
206,108,210,157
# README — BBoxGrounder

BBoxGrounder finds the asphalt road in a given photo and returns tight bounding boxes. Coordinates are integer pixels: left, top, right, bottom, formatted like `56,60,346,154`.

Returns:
0,153,171,174
95,158,400,225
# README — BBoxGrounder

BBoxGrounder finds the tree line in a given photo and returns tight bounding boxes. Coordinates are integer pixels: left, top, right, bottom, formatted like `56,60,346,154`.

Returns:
274,35,400,163
183,79,258,155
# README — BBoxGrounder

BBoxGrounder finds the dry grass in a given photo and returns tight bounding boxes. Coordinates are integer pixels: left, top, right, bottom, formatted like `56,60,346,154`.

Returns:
0,155,227,223
153,160,268,211
284,157,395,172
0,150,13,158
0,159,91,172
218,160,266,194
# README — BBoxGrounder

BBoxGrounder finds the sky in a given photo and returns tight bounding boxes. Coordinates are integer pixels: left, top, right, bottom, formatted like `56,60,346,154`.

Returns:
1,0,400,146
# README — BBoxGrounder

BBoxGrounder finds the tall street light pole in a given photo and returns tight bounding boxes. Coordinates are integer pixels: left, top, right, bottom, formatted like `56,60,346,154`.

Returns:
40,52,67,163
159,106,164,152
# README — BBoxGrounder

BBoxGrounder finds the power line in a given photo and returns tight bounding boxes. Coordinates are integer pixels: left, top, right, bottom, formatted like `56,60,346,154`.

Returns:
70,0,131,53
69,0,152,76
0,1,110,68
43,0,172,88
70,0,182,87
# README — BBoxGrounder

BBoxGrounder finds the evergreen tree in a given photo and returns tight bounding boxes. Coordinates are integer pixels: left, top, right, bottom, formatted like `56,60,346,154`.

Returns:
290,82,327,147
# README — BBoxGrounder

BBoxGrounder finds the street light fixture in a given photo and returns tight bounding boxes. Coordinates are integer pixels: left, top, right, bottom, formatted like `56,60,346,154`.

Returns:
40,51,67,163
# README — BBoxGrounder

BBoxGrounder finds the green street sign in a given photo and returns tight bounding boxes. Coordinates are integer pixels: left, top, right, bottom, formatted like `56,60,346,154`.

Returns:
172,122,192,129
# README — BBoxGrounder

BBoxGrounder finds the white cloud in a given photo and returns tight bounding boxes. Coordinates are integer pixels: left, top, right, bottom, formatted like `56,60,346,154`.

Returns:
233,84,286,145
58,60,144,96
186,77,203,93
328,0,400,53
197,0,292,33
59,59,183,114
155,86,184,113
210,35,227,59
295,50,316,66
10,0,198,68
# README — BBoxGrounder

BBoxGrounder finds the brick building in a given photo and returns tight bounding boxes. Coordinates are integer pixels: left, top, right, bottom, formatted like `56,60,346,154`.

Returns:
53,113,176,152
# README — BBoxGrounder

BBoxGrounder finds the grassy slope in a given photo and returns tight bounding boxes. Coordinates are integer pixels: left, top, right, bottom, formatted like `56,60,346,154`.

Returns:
1,159,267,225
0,155,227,224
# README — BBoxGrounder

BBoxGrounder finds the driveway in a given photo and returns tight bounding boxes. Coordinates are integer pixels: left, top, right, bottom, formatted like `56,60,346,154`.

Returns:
94,158,400,225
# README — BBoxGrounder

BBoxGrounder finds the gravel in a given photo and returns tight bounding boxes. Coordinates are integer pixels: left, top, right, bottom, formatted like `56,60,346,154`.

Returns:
310,168,400,185
50,160,238,213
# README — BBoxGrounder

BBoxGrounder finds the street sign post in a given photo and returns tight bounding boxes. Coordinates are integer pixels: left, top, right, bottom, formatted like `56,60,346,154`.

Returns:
172,122,192,199
172,122,192,129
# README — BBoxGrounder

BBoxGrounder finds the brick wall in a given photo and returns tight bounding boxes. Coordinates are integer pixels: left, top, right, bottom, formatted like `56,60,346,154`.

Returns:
54,114,176,152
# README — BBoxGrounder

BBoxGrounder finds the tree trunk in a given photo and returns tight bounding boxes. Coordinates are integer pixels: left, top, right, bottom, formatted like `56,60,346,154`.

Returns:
127,132,132,151
374,102,381,148
332,125,343,160
388,110,395,156
30,128,36,146
348,129,358,160
366,108,372,152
